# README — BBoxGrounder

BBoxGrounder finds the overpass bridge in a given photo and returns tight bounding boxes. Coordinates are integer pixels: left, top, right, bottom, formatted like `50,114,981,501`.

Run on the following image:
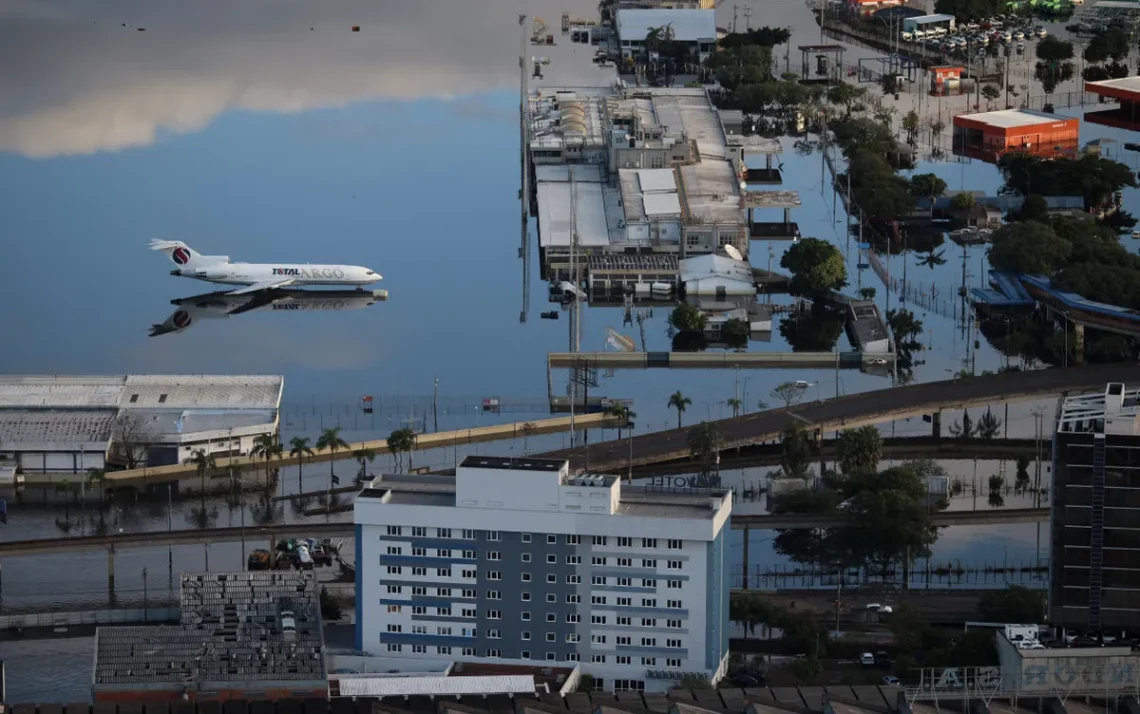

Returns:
103,412,621,486
534,362,1138,472
620,436,1037,477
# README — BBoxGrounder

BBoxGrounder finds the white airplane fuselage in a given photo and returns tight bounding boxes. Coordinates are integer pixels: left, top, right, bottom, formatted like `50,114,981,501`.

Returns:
173,262,379,287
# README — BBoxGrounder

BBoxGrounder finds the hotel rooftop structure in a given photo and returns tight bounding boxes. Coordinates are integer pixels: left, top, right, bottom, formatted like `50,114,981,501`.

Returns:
528,85,788,285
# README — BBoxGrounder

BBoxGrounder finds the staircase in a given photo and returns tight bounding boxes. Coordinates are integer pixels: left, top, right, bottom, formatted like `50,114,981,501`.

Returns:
1089,433,1106,631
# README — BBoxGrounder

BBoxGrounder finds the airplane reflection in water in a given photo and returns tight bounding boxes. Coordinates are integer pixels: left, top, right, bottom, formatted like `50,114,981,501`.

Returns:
149,288,388,336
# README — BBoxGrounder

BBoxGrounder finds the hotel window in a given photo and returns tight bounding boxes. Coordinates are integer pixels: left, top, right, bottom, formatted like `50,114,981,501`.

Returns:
461,608,477,617
617,597,631,606
462,549,476,559
438,549,452,558
521,553,531,563
642,598,657,607
617,537,632,547
566,555,581,565
463,647,475,656
522,631,532,640
617,577,631,587
412,567,426,576
438,626,452,635
617,636,631,645
387,624,402,633
487,610,502,619
591,615,607,625
667,560,682,570
667,599,682,609
616,655,631,665
438,528,452,539
412,526,426,537
592,596,607,605
522,573,532,582
546,633,556,642
641,637,657,646
642,618,657,627
642,656,656,666
486,590,501,600
592,575,606,586
487,551,501,561
486,530,501,541
438,607,451,616
387,644,402,652
617,616,631,626
593,536,607,546
488,629,502,639
617,558,632,567
545,574,556,584
667,639,682,648
547,554,557,564
567,594,581,604
567,574,581,584
547,652,558,662
667,658,682,668
387,526,402,536
667,539,682,550
386,585,402,594
412,586,426,596
667,619,682,628
642,538,657,548
461,569,477,578
438,646,453,655
547,613,557,622
592,654,607,663
566,613,581,623
462,530,477,540
521,650,531,659
592,556,606,566
487,649,501,658
522,592,532,602
462,589,476,598
387,566,402,575
567,653,580,662
487,571,502,580
386,546,402,555
521,533,531,543
387,605,402,613
567,535,581,545
412,644,426,654
592,634,607,644
412,606,426,615
642,559,657,568
437,587,451,597
522,612,531,621
667,579,682,589
547,535,557,544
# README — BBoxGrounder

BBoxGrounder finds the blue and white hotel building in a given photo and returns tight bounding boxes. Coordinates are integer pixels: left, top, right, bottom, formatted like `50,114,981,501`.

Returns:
353,455,732,693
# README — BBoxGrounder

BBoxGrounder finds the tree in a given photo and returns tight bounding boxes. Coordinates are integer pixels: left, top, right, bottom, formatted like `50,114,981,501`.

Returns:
606,404,636,440
186,448,217,515
979,585,1045,622
918,249,946,269
1036,36,1075,63
353,448,376,484
909,173,948,203
981,84,1001,109
790,656,822,683
688,422,723,485
988,221,1073,275
668,391,691,429
902,109,920,144
780,237,847,296
780,423,818,479
778,609,827,655
999,152,1135,209
771,381,805,408
836,479,939,579
976,407,1002,439
110,413,152,469
250,434,283,492
720,317,750,348
87,467,108,500
520,421,539,454
289,436,314,494
950,410,975,438
668,303,707,333
825,82,867,118
859,287,877,300
837,426,883,476
387,427,418,474
726,398,743,418
1018,194,1049,222
950,192,976,212
316,427,350,489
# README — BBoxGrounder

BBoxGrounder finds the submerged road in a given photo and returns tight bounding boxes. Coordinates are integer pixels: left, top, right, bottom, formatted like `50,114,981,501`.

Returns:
537,363,1139,471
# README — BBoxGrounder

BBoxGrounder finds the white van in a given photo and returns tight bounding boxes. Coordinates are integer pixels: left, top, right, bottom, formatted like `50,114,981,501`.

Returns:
902,31,914,41
296,545,314,570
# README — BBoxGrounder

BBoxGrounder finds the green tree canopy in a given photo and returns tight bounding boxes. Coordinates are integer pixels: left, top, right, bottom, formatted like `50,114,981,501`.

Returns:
987,221,1073,275
1017,194,1049,222
836,426,884,476
1036,36,1075,63
668,303,707,333
998,152,1136,208
909,173,948,200
780,237,847,296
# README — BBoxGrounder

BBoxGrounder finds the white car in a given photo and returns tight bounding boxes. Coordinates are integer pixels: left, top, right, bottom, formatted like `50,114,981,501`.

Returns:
866,603,893,613
281,610,297,638
794,380,811,388
861,652,876,666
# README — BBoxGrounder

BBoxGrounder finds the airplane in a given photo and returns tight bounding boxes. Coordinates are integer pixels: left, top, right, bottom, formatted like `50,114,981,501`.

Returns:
149,288,387,337
149,239,381,295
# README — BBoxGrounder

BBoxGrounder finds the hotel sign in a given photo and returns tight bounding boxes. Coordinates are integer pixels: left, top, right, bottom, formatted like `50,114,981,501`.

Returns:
920,660,1140,695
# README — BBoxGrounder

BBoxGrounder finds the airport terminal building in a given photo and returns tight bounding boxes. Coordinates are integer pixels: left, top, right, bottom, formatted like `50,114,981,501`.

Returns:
0,374,283,475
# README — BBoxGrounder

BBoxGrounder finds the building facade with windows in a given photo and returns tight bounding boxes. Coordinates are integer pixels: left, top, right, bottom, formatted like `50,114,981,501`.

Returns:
1050,382,1140,632
353,456,732,693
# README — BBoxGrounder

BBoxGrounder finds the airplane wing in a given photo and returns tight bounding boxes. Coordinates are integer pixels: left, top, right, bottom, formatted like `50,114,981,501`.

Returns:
225,290,284,315
226,279,295,296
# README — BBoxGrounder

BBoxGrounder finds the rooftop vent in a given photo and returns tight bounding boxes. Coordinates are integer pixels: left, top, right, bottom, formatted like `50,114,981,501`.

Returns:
1106,382,1126,415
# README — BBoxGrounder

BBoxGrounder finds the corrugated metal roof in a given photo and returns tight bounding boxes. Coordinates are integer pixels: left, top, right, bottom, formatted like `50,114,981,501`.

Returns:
121,375,282,410
335,674,535,697
0,409,116,447
0,376,126,408
128,408,278,437
616,9,716,42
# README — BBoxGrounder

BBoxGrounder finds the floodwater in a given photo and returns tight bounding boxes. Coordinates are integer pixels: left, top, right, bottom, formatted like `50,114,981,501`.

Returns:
1,0,1131,700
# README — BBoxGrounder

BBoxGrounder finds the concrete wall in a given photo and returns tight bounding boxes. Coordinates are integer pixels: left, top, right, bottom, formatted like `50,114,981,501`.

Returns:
997,635,1140,694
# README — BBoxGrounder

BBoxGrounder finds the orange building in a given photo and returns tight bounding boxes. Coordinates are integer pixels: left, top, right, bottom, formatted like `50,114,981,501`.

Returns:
929,65,965,95
1084,76,1140,131
952,108,1080,162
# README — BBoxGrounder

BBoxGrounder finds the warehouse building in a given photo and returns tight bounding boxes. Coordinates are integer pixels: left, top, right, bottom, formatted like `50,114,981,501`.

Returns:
353,455,732,693
952,109,1080,162
0,374,283,474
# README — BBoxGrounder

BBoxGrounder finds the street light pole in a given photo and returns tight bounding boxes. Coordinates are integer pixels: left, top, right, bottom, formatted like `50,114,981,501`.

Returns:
142,567,148,623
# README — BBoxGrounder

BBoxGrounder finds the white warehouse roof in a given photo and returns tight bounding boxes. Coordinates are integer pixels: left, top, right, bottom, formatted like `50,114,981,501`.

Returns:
335,674,536,697
616,9,716,43
0,375,283,410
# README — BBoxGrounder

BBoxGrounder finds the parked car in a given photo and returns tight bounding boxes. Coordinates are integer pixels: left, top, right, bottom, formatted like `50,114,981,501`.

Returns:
731,673,765,688
883,676,901,685
861,652,876,666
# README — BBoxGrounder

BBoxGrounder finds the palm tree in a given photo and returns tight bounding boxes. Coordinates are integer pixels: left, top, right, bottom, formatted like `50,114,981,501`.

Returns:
520,422,538,455
187,449,217,508
387,428,418,474
250,434,283,493
918,249,946,268
606,404,634,439
667,391,691,429
87,467,107,505
727,398,743,418
688,422,723,486
353,448,376,485
289,436,315,495
316,427,350,491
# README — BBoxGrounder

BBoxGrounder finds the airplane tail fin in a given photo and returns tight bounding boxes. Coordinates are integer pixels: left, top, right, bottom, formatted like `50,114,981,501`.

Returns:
149,307,196,337
149,239,228,269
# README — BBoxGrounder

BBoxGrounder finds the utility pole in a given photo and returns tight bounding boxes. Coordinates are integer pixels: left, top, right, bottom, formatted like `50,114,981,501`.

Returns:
1031,406,1046,565
519,14,531,325
743,7,752,31
433,377,439,433
732,5,739,33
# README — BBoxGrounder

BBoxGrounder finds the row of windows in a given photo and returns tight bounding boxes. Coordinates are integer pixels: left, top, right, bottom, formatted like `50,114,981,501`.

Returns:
1059,546,1140,570
1060,507,1140,530
382,528,683,550
1063,486,1140,510
1057,563,1140,589
381,569,682,590
1060,527,1140,550
385,644,582,661
592,656,682,667
386,605,470,616
590,634,682,647
590,615,677,628
1056,585,1140,608
386,566,464,577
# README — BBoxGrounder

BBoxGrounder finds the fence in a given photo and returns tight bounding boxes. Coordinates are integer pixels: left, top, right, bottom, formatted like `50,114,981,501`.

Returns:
732,558,1047,590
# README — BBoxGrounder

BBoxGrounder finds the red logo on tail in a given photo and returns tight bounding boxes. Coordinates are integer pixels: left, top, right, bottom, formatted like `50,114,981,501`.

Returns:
172,310,192,328
172,247,191,265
